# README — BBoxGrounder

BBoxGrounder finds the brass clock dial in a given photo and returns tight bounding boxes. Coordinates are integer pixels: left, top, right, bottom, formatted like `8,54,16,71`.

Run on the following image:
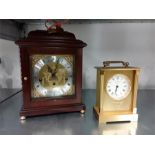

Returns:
31,54,75,98
106,74,131,100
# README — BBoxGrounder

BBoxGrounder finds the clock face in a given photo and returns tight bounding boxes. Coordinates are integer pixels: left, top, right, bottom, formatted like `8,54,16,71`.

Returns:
30,54,75,98
106,74,131,100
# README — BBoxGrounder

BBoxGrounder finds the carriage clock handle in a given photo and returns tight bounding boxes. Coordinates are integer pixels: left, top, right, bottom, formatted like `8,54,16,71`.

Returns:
103,61,129,67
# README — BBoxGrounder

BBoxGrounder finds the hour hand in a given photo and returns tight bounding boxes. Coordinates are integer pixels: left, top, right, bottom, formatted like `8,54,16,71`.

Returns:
115,85,118,94
47,65,53,73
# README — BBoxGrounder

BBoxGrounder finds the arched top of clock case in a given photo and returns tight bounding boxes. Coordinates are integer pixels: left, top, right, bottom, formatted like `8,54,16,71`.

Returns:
15,27,87,48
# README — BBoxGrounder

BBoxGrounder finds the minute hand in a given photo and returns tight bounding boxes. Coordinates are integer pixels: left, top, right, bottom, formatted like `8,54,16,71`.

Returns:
53,58,59,74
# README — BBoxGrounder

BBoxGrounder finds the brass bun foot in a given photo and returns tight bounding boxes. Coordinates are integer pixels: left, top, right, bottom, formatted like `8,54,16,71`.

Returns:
80,110,85,114
20,116,26,120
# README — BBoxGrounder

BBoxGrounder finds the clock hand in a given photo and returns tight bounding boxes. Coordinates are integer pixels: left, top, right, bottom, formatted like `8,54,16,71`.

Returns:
48,58,60,80
51,58,60,76
47,65,53,73
47,65,56,80
115,85,118,94
55,58,60,73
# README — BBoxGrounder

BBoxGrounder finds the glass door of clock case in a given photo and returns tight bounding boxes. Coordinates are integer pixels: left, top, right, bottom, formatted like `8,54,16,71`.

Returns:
24,48,82,107
30,54,75,99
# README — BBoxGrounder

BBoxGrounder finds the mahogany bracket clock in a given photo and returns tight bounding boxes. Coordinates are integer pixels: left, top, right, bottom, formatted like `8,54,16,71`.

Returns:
93,61,140,124
15,26,87,119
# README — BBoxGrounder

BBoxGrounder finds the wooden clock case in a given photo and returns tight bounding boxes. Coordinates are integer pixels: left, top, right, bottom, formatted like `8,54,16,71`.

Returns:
15,27,87,119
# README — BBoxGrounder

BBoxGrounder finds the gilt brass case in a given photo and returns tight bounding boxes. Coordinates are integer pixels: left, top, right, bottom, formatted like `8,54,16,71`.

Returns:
94,61,140,124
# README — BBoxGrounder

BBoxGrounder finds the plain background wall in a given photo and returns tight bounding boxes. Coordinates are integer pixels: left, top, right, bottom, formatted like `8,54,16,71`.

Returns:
0,39,21,89
1,22,155,89
26,23,155,89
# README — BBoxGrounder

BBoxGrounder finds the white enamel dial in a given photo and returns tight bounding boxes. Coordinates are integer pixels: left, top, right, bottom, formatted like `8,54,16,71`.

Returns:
106,74,131,100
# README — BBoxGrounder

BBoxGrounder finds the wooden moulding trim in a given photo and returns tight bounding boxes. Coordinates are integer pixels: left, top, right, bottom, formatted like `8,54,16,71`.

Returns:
20,104,85,117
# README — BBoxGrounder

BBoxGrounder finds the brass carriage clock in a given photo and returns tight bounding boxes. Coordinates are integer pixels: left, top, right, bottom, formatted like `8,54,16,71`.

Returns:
94,61,140,123
15,22,87,119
